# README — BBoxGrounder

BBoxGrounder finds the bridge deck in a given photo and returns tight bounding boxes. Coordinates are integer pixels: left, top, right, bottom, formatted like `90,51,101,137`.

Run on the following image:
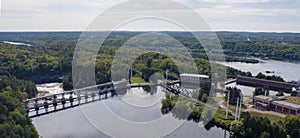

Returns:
24,80,184,118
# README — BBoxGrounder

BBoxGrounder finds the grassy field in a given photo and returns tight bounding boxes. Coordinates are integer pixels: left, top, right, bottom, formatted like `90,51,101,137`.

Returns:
222,101,247,113
247,111,284,122
130,77,146,83
284,96,300,105
220,100,284,122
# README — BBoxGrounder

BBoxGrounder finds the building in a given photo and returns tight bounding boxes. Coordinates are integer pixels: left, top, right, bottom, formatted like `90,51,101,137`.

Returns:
253,95,274,110
253,95,300,116
271,101,300,116
180,74,209,89
237,75,297,92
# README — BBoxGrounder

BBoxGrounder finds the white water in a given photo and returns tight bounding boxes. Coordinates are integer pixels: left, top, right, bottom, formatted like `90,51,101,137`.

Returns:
35,83,63,97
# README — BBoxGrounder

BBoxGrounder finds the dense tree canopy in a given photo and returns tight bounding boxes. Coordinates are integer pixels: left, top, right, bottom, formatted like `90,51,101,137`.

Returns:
225,87,242,105
255,72,285,82
0,77,38,137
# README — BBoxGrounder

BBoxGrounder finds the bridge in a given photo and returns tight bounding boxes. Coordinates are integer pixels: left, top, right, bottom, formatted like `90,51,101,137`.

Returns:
24,80,182,118
236,75,298,92
163,84,194,98
224,79,236,85
24,80,128,118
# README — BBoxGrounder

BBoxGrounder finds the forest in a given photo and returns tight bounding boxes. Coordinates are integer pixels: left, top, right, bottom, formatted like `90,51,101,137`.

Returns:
0,31,299,137
1,31,299,84
0,76,38,137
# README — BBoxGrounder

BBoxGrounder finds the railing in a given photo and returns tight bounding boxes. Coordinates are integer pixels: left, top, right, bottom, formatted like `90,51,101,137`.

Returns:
24,80,183,118
24,81,127,118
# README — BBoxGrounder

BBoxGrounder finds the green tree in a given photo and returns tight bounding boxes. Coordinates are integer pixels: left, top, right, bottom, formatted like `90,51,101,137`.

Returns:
230,121,244,134
283,116,300,136
62,74,73,90
0,77,38,137
225,87,241,105
201,93,208,103
253,87,269,96
260,132,271,138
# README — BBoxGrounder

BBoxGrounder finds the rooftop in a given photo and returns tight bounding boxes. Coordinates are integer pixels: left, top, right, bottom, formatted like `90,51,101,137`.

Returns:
237,75,297,86
180,73,209,78
254,95,274,102
272,100,300,109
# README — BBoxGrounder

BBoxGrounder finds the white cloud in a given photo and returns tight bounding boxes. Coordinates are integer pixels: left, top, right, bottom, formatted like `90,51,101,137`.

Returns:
1,0,299,32
210,21,300,33
195,6,300,18
224,0,272,3
199,0,218,3
197,0,272,3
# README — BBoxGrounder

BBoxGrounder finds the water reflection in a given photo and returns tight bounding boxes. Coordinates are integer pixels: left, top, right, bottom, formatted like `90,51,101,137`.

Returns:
32,86,229,138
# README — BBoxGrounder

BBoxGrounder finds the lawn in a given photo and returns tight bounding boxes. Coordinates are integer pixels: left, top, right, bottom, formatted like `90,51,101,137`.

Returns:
130,77,146,83
248,111,284,122
284,96,300,105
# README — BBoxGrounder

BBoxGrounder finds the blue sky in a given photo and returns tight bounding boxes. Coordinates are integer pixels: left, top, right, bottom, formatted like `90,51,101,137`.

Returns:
0,0,299,32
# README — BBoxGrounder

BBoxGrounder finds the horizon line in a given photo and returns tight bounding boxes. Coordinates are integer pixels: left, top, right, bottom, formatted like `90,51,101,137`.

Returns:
0,29,300,34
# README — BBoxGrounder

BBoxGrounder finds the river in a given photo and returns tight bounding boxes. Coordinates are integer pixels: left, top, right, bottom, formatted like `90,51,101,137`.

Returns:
218,59,300,96
217,59,300,82
32,86,229,138
2,41,32,46
32,59,300,137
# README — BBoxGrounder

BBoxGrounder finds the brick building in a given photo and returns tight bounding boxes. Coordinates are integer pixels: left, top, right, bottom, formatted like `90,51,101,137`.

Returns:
253,95,300,116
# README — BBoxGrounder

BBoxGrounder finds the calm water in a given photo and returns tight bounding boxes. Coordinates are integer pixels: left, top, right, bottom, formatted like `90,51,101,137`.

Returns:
218,59,300,96
32,86,229,138
32,59,300,137
218,59,300,82
2,41,32,46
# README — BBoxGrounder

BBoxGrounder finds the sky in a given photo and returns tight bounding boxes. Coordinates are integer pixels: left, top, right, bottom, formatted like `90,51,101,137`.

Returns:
0,0,300,32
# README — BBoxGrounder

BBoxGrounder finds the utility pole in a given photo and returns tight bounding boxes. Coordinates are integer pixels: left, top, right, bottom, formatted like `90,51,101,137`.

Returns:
130,65,133,84
238,97,242,120
165,69,169,82
226,90,230,119
235,97,239,121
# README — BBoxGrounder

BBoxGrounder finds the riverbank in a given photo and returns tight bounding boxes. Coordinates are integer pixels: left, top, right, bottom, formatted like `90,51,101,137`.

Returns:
161,93,298,138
